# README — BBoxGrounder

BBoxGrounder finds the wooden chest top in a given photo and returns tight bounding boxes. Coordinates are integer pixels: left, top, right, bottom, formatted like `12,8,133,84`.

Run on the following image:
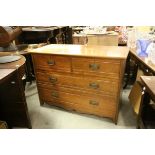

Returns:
30,44,129,59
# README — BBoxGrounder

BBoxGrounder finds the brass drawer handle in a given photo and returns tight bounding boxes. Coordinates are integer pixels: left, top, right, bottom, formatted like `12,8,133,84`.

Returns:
89,83,99,89
47,60,55,66
89,64,100,70
89,100,99,106
51,91,59,98
49,76,57,83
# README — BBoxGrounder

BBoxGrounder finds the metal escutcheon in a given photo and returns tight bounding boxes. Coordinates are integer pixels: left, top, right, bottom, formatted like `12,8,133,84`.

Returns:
49,76,57,83
51,91,59,98
89,63,100,70
89,83,99,89
47,60,55,66
89,100,99,106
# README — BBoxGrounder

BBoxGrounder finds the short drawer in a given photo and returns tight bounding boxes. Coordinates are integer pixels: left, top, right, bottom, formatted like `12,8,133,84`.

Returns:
32,54,71,72
38,86,116,118
36,71,119,95
72,57,120,78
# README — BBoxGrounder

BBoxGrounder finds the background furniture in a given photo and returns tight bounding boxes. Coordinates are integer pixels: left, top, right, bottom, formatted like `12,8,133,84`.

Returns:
0,26,22,48
17,26,72,44
87,33,118,46
124,48,155,88
17,43,47,84
72,32,118,46
0,26,36,84
0,53,31,128
72,34,87,45
137,76,155,129
127,49,155,128
31,44,128,124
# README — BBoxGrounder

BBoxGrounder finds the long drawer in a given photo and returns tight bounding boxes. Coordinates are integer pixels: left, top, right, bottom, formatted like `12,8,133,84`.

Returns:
36,71,119,95
72,57,121,79
33,54,71,72
38,85,116,118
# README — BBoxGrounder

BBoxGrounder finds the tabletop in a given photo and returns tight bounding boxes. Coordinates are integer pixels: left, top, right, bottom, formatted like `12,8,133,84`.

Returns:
0,52,25,69
140,76,155,101
129,48,155,73
22,26,66,32
0,69,15,81
30,44,129,59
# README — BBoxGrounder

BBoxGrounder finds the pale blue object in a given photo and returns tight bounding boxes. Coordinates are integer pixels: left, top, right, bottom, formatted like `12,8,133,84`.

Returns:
136,39,151,57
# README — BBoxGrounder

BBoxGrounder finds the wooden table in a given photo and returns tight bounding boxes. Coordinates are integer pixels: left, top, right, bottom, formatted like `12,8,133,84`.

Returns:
0,53,32,128
126,49,155,128
130,49,155,74
18,27,57,44
17,26,72,44
1,43,47,84
124,48,155,88
136,76,155,128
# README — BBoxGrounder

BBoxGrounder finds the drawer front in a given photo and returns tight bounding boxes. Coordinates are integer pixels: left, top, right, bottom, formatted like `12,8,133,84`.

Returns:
36,71,119,95
72,57,120,78
38,86,116,118
33,54,71,72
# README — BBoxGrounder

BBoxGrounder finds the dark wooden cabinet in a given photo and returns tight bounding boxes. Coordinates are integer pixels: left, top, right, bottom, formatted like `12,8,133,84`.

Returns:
0,55,31,128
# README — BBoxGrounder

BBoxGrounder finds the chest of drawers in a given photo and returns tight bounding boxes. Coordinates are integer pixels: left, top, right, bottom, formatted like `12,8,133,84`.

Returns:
31,44,129,124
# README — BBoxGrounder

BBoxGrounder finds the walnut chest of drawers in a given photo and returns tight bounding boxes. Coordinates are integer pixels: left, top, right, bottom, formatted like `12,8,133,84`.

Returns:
31,44,129,124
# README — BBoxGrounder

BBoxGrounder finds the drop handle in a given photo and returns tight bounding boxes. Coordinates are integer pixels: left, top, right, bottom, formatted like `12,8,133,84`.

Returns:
89,83,99,89
51,91,59,98
49,76,57,83
47,60,55,66
89,100,99,106
89,63,100,70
